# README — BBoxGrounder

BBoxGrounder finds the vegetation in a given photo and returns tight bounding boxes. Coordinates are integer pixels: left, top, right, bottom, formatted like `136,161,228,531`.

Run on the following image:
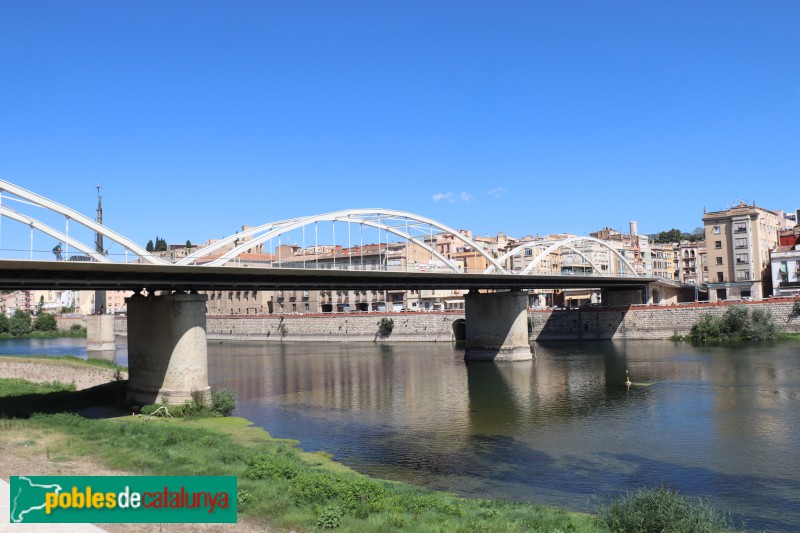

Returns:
145,236,168,252
689,306,779,343
0,314,85,339
597,486,732,533
9,309,32,336
377,317,394,339
650,227,704,243
33,312,58,332
0,377,76,397
140,388,237,418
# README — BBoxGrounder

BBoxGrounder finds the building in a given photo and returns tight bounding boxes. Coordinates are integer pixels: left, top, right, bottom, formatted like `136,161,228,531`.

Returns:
675,240,707,286
703,202,782,301
770,226,800,298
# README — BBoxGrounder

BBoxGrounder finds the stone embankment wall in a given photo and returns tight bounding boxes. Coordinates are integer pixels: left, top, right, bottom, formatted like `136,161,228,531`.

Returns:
58,300,800,342
531,299,800,340
102,312,464,343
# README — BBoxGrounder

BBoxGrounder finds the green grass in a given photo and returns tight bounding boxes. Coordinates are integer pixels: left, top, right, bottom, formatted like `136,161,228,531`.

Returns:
0,377,76,397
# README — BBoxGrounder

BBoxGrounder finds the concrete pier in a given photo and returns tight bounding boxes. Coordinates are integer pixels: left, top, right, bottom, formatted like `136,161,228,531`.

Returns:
125,292,210,405
464,290,533,361
86,314,116,352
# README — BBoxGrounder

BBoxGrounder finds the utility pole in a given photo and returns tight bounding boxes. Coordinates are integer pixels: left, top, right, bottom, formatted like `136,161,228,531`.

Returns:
94,184,106,315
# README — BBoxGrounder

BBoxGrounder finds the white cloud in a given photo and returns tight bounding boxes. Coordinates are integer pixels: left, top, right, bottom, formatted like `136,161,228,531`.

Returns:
460,192,473,202
487,186,507,198
432,192,455,202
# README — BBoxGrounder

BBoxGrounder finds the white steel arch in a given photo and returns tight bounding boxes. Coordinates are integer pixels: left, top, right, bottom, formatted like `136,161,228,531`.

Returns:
0,179,170,265
486,236,641,276
0,206,111,262
194,209,507,272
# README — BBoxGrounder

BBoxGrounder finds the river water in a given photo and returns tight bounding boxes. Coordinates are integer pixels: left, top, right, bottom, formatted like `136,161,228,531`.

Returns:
2,338,799,531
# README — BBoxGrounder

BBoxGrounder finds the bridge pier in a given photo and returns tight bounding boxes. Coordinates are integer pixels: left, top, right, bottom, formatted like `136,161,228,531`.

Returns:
86,314,116,353
464,290,533,362
125,291,210,406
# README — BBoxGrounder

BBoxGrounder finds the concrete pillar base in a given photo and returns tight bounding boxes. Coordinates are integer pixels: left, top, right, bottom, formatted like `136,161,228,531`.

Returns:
125,292,210,406
464,290,533,362
86,314,116,352
464,346,533,362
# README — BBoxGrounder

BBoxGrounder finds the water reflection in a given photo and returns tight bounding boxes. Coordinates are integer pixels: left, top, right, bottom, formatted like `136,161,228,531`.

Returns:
209,339,800,531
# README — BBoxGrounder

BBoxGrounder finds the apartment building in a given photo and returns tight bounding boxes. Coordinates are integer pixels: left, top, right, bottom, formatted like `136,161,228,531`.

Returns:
676,241,707,286
703,202,781,301
770,226,800,298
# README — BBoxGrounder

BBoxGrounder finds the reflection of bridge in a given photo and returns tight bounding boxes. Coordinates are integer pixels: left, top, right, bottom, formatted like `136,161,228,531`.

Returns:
0,179,657,406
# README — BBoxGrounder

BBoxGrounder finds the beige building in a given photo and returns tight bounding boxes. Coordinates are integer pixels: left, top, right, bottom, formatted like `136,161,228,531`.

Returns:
703,203,781,301
676,240,707,286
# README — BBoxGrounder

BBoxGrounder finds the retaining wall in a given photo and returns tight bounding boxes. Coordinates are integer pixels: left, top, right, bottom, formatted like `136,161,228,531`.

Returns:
57,300,800,342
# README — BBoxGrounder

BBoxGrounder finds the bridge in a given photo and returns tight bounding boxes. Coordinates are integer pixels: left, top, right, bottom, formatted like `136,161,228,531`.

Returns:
0,179,658,406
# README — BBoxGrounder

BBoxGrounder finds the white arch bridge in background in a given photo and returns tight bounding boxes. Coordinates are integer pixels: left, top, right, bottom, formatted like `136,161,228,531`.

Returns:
0,179,643,279
485,236,641,277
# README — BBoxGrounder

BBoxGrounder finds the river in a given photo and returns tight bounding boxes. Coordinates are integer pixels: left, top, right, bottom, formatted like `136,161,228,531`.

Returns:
2,338,799,531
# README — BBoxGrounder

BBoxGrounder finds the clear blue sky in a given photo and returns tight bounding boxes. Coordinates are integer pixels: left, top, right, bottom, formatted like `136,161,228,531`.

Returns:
1,1,798,251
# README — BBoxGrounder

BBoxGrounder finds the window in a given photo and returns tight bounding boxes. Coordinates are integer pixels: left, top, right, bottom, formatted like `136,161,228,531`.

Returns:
524,248,532,257
713,225,721,234
735,238,747,248
736,270,749,281
715,257,723,265
735,253,748,264
717,272,724,282
715,241,722,249
734,222,747,233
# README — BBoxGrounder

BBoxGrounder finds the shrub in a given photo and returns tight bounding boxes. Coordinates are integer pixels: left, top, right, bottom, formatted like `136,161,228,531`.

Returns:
33,312,58,332
0,313,9,334
9,310,32,336
690,306,779,343
317,505,343,529
377,318,394,339
720,306,749,337
689,314,722,343
598,487,732,533
211,389,237,416
244,453,302,480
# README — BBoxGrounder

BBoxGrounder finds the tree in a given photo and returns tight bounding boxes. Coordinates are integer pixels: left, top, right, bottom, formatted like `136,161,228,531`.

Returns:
146,240,154,252
154,236,167,252
653,228,682,243
33,312,57,332
36,295,44,315
186,239,192,248
9,309,32,336
0,313,9,334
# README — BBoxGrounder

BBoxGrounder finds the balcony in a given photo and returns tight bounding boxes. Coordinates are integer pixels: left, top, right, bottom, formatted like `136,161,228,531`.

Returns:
780,281,800,288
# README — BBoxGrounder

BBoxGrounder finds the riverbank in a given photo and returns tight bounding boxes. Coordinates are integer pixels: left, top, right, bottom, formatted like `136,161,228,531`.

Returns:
0,356,126,390
0,359,610,532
